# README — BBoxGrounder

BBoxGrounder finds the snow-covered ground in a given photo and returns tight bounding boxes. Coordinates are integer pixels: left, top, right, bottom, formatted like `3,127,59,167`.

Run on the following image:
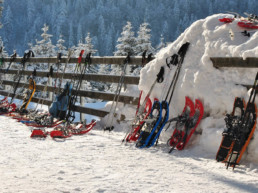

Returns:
1,115,258,193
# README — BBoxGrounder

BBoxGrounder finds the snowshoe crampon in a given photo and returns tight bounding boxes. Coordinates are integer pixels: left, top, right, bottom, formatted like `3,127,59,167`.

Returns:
50,126,72,139
71,120,96,135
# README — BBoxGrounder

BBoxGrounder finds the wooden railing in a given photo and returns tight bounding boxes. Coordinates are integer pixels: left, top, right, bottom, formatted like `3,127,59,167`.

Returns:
0,56,148,118
210,57,258,68
0,56,256,118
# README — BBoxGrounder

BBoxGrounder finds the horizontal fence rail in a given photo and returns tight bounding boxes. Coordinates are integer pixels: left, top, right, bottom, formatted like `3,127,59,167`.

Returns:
0,69,140,84
1,80,139,105
0,90,110,117
2,56,154,65
210,57,258,68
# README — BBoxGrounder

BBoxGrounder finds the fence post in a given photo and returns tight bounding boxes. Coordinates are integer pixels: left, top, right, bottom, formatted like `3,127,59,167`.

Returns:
48,63,53,101
80,81,85,122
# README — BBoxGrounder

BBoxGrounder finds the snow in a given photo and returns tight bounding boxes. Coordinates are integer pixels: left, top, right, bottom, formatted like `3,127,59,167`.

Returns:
135,13,258,164
1,13,258,192
1,115,258,193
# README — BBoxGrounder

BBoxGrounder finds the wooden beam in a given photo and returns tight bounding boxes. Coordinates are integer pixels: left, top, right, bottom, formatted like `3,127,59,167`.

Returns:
2,80,139,105
0,90,109,117
210,57,258,68
0,69,140,84
2,56,154,65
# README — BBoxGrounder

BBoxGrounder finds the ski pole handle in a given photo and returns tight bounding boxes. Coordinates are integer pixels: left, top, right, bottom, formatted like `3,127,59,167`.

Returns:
57,53,62,62
85,52,92,64
124,53,130,64
78,50,85,64
156,66,164,83
166,54,178,68
22,50,34,64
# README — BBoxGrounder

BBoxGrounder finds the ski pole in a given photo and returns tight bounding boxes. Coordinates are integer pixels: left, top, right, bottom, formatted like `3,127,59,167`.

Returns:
10,50,34,104
104,54,130,132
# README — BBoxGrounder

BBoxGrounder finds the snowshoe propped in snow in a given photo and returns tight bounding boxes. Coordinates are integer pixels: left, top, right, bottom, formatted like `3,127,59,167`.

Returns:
167,96,195,152
122,66,165,143
216,97,246,162
135,100,162,148
167,97,204,153
226,73,257,169
216,72,257,169
19,76,36,112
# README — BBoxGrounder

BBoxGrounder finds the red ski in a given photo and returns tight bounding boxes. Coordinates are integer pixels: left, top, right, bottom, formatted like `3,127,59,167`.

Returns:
237,21,258,29
219,18,234,23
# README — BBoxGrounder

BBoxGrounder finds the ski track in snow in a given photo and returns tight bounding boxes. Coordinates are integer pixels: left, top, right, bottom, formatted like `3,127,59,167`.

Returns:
1,116,258,193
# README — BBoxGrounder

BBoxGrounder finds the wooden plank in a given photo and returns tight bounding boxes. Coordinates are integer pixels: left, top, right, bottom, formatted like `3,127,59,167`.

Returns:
0,69,140,84
1,80,139,105
0,90,109,117
210,57,258,68
2,56,155,65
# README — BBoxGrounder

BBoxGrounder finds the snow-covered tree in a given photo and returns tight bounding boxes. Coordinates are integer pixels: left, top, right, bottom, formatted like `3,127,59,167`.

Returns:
114,21,136,56
31,24,56,57
156,34,166,53
85,32,97,55
0,37,8,57
56,34,67,55
73,40,85,57
135,22,155,55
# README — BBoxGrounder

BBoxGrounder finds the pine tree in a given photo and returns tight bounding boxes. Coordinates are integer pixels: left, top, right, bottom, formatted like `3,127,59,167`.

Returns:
156,34,166,52
73,40,85,57
0,37,9,57
56,34,67,55
135,22,155,55
85,32,97,54
114,21,136,56
31,24,56,57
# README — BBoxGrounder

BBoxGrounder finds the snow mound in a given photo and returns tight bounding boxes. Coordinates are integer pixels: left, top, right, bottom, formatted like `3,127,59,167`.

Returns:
139,14,258,163
140,14,257,116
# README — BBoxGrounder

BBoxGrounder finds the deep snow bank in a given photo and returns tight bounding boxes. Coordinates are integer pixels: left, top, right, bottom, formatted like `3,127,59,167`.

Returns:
138,14,257,163
139,13,257,116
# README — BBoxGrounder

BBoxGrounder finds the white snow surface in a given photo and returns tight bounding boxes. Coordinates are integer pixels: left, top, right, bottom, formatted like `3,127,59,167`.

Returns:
1,115,258,193
1,14,258,192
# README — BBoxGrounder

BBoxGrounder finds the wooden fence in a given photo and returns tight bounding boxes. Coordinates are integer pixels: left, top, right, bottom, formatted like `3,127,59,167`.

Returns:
0,56,147,118
0,56,256,119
